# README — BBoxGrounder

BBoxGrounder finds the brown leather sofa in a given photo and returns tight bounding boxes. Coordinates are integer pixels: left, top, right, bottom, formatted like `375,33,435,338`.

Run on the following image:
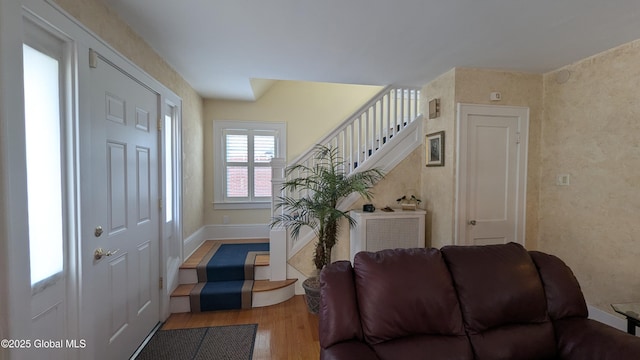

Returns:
319,242,640,359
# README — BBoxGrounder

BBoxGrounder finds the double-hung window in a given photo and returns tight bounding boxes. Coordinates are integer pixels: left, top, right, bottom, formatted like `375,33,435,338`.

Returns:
213,121,286,209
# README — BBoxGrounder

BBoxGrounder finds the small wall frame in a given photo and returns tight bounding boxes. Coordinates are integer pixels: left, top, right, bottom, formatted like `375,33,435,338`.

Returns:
426,131,445,167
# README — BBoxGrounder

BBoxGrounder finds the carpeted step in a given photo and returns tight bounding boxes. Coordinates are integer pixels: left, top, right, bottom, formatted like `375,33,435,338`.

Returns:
169,279,298,313
190,242,269,312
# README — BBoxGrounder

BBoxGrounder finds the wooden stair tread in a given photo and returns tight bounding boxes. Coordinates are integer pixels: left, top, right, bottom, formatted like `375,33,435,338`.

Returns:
253,279,297,292
171,283,195,297
255,254,269,266
181,239,269,269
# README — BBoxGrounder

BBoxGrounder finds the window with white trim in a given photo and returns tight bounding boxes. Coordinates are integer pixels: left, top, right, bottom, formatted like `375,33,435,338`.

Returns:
213,121,286,209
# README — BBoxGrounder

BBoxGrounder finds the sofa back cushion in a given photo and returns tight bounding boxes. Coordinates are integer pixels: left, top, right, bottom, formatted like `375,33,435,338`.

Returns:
319,261,363,348
353,248,466,345
441,242,556,360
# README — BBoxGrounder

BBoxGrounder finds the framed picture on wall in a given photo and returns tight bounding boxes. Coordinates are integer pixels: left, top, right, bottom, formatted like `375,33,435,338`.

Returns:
426,131,445,167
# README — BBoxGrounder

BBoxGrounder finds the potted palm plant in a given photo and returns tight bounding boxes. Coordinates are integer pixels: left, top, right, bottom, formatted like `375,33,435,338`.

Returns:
270,144,384,313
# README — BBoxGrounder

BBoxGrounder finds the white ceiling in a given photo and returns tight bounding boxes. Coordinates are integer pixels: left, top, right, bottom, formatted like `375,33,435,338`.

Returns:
103,0,640,101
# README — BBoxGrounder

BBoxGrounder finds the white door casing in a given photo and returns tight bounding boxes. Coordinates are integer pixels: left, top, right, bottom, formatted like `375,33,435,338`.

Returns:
456,104,528,246
84,50,160,359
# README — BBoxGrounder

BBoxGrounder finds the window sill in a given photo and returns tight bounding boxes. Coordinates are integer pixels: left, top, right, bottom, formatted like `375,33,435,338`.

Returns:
213,201,271,210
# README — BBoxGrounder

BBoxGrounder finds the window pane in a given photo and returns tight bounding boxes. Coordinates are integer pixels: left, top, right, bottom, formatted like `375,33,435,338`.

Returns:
254,135,275,163
164,113,173,222
226,134,248,162
226,166,248,197
23,44,64,285
254,167,272,197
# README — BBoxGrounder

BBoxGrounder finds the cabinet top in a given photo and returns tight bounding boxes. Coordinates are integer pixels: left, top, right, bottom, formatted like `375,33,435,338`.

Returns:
350,209,427,216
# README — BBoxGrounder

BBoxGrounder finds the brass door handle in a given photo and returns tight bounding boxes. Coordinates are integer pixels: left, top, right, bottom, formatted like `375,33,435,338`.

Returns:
469,220,477,226
94,248,119,260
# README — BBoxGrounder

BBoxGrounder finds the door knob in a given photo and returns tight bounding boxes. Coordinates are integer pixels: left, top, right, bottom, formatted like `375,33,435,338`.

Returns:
469,220,477,226
94,225,103,237
94,248,119,260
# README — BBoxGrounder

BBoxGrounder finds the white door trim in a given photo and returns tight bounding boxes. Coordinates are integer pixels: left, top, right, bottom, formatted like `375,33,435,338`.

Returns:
455,103,529,246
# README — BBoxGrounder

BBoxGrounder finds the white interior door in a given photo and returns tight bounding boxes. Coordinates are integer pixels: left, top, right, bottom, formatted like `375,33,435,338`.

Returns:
84,51,160,359
456,104,528,246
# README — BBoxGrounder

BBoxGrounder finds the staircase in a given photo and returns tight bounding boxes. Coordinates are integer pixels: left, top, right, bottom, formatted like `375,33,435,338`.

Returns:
170,239,297,313
171,85,422,311
269,85,423,281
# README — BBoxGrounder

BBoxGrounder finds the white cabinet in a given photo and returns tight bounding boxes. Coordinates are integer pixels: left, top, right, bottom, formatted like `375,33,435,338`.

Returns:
349,209,426,262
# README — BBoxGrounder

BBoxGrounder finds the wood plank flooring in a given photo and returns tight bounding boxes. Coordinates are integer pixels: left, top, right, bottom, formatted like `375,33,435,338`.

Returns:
162,295,320,359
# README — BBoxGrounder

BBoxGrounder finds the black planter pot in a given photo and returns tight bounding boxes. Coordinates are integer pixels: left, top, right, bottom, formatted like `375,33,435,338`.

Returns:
302,276,320,314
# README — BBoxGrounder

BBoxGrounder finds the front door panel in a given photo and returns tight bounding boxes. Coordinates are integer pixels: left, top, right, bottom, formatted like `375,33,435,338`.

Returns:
85,53,160,359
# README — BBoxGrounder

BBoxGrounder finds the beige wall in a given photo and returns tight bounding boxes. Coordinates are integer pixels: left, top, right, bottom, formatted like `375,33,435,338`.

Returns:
54,0,205,239
203,81,382,225
421,68,543,249
539,39,640,311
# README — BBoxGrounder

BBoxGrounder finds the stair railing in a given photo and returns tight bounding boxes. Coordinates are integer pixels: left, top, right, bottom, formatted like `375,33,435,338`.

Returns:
288,85,421,177
269,85,421,280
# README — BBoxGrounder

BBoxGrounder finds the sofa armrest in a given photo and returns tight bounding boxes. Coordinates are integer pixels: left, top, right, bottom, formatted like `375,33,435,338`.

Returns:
529,251,588,320
320,340,380,360
319,261,363,349
555,318,640,359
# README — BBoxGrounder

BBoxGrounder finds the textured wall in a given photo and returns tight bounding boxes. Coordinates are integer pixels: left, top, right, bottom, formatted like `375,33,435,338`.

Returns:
203,81,382,225
421,69,456,249
539,39,640,311
54,0,205,239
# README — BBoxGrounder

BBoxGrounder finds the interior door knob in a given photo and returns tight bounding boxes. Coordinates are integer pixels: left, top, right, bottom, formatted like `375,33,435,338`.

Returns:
469,220,477,226
94,248,119,260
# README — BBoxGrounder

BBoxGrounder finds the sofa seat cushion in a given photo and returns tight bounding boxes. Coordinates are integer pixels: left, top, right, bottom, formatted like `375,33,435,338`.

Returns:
320,340,380,360
441,242,557,359
372,334,473,360
353,248,466,345
468,322,557,360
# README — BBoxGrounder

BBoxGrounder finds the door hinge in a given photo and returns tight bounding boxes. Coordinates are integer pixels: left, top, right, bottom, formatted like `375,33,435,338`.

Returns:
89,48,98,69
157,118,162,131
516,132,521,144
159,277,163,290
159,198,163,210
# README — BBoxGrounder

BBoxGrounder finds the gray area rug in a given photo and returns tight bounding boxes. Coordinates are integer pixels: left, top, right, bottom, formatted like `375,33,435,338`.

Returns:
135,324,258,360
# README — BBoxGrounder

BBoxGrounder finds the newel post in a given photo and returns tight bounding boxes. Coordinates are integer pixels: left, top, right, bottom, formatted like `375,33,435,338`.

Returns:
269,158,287,281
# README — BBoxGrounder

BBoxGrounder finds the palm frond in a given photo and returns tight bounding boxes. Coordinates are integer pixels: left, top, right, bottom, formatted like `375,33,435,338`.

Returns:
269,144,384,269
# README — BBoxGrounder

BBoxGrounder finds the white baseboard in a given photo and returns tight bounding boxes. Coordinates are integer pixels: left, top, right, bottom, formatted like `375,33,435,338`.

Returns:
183,227,207,259
183,224,270,259
588,304,630,332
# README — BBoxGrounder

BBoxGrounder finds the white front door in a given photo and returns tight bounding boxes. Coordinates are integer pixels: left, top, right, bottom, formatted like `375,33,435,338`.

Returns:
456,104,528,246
84,51,160,359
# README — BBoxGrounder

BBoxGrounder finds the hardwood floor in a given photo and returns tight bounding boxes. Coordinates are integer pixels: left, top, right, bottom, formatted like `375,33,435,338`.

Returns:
162,295,320,359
